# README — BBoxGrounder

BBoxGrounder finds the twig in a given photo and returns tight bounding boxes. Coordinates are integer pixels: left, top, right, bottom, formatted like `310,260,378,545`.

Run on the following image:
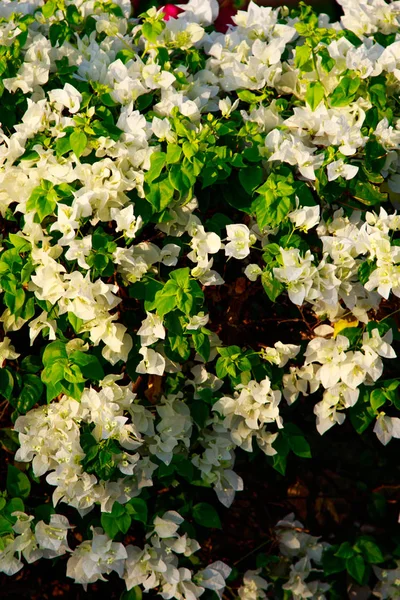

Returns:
233,539,270,567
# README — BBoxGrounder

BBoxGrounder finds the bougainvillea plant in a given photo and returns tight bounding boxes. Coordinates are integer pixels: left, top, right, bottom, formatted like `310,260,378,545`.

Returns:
2,0,400,597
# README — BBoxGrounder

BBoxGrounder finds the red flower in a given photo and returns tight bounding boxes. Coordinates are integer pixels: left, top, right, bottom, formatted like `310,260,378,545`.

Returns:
214,4,237,33
161,4,184,21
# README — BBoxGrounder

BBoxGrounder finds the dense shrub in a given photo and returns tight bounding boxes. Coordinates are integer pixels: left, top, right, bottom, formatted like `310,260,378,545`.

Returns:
2,0,400,598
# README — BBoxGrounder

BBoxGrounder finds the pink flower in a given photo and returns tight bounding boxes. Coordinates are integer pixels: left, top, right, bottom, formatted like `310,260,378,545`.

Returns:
161,4,184,20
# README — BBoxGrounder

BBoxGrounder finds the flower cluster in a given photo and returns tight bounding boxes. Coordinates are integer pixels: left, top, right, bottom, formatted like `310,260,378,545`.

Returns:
1,0,400,597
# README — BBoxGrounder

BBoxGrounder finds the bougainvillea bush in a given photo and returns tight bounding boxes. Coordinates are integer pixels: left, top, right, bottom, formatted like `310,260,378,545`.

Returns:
4,0,400,597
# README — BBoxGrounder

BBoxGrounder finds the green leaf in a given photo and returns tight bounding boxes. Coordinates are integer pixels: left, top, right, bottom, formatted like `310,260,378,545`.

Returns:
155,292,178,318
49,21,71,47
369,79,387,109
217,346,241,358
26,183,57,222
6,465,31,499
44,380,64,403
215,356,237,379
42,361,67,386
322,547,346,575
8,234,31,253
101,512,120,539
166,144,182,164
0,369,14,401
190,401,210,429
145,176,175,211
4,287,25,314
349,388,375,434
61,380,84,401
120,587,143,600
127,498,147,524
34,504,56,524
330,76,361,107
63,363,85,384
239,166,263,195
0,515,13,534
182,140,198,160
118,512,132,534
70,130,87,158
192,502,222,529
335,542,355,559
283,423,311,458
365,140,387,173
42,0,57,18
142,20,164,43
295,44,312,69
56,135,72,157
163,314,183,342
237,90,264,104
319,47,335,72
176,288,194,315
356,538,385,564
306,81,325,111
358,260,377,286
18,374,44,413
261,271,284,302
191,332,210,362
4,497,24,520
268,434,290,475
346,554,367,585
144,151,166,184
170,268,190,289
370,389,386,412
70,351,104,380
169,163,194,192
350,179,387,206
252,190,293,230
166,334,191,361
66,4,82,25
42,341,68,366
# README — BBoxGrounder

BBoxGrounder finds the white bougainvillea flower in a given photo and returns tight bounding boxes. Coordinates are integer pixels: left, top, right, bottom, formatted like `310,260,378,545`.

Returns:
153,511,184,538
186,312,209,330
160,244,181,266
137,312,166,346
28,311,57,345
48,83,82,114
327,159,359,182
35,514,71,554
219,97,239,117
244,264,262,281
111,205,143,239
151,116,177,143
195,561,231,597
238,569,269,600
225,224,254,259
288,203,320,232
136,348,166,376
177,0,219,25
373,413,400,445
0,337,20,362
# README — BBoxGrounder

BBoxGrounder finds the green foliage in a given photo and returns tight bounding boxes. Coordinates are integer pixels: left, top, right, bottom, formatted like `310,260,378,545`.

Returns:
306,81,325,111
215,346,252,379
192,503,222,529
253,168,296,229
155,268,204,318
6,465,31,499
101,501,132,538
